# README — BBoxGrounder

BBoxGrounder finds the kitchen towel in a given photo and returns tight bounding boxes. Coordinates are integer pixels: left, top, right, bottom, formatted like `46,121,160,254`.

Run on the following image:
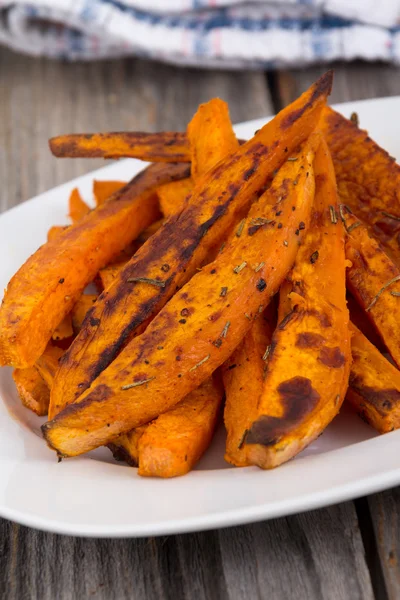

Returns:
1,0,400,67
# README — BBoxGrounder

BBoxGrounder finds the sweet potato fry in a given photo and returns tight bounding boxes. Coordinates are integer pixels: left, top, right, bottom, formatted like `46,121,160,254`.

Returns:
0,163,186,368
49,132,190,162
320,106,400,264
343,207,400,368
157,178,193,217
93,180,126,206
35,345,64,388
347,323,400,433
98,261,128,290
52,314,74,341
12,367,50,416
138,376,223,478
71,295,98,333
50,73,332,416
68,188,90,223
108,427,146,467
47,225,68,242
187,98,239,180
243,138,351,469
223,305,276,467
42,134,318,456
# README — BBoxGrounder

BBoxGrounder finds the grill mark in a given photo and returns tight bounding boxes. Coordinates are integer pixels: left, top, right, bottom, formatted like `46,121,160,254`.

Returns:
350,376,400,416
246,376,320,446
296,332,325,349
318,346,346,368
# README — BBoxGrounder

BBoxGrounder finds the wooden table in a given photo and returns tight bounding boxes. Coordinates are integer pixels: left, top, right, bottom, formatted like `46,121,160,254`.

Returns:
1,48,399,600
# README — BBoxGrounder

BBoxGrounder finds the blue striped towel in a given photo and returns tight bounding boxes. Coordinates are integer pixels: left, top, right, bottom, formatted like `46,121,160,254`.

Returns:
1,1,400,68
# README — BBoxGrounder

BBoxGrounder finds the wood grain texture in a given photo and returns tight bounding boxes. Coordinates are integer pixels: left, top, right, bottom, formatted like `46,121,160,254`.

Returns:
274,62,400,109
0,47,272,212
0,506,374,600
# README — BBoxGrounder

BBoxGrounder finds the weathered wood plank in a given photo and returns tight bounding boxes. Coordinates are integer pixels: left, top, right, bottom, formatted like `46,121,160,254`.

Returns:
0,47,272,212
274,62,400,109
0,504,374,600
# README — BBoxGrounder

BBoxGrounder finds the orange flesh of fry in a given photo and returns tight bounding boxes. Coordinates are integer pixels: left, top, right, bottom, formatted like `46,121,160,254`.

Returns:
12,367,50,416
68,188,90,223
93,180,127,206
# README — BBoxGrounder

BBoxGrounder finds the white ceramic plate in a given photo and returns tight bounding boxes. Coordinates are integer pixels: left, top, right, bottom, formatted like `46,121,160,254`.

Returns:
0,97,399,538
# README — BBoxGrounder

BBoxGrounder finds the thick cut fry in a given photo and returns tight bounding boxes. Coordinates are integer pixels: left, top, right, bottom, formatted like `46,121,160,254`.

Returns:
35,345,64,388
0,163,186,368
47,225,68,242
13,367,50,416
320,106,400,264
50,73,332,417
187,98,239,180
52,314,74,341
71,295,98,333
223,306,276,467
42,136,318,456
343,208,400,368
108,428,146,467
347,323,400,433
50,132,190,162
157,178,193,217
68,188,90,223
244,139,351,469
93,180,126,206
138,376,223,478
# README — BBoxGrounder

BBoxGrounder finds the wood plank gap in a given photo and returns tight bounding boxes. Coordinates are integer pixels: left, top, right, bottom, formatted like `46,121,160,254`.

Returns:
265,71,282,113
355,497,389,600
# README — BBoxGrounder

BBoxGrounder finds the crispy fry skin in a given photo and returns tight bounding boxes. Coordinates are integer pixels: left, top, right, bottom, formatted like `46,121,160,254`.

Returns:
157,178,193,217
49,132,190,162
35,345,64,388
137,376,223,477
13,367,50,416
68,188,90,223
343,208,400,368
0,163,186,368
244,138,351,469
347,323,400,433
108,428,146,467
93,180,126,205
47,225,69,242
42,137,318,456
223,305,276,467
52,314,74,341
71,295,98,333
137,219,163,243
187,98,239,180
320,106,400,264
50,73,332,417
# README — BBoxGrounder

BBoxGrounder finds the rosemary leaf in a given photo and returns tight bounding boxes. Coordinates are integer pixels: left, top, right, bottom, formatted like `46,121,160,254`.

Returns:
235,219,246,238
189,354,210,372
382,211,400,222
329,205,338,224
233,261,247,274
220,286,228,297
254,262,265,273
366,275,400,311
262,345,271,361
221,321,231,339
127,277,165,288
121,377,155,391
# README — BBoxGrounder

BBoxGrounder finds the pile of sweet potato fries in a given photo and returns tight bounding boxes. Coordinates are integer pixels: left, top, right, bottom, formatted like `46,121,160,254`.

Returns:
2,70,400,478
